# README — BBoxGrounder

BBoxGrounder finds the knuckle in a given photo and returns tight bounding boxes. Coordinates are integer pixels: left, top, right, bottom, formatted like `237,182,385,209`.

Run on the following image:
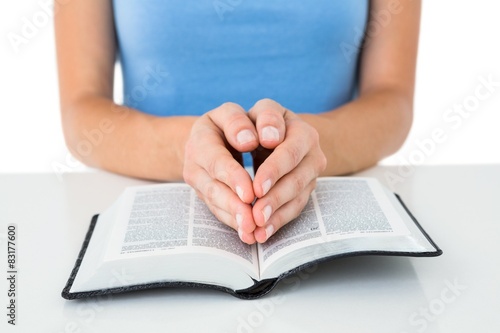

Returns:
318,153,327,172
206,204,218,218
256,98,273,108
206,158,218,178
274,205,297,229
307,126,320,144
182,168,192,185
215,156,241,185
262,111,283,126
221,101,240,110
304,127,326,174
291,173,307,194
309,178,318,191
310,148,327,175
215,159,239,185
266,166,281,187
207,205,229,227
270,210,285,230
226,159,242,179
284,144,302,166
182,165,199,188
203,180,219,204
266,190,281,210
292,194,309,218
226,113,249,132
253,98,278,114
296,192,309,212
313,143,327,173
268,181,314,230
214,160,229,184
214,171,228,184
194,190,203,200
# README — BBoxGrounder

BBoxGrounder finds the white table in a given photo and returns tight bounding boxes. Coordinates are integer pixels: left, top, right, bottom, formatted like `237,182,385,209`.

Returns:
1,165,499,333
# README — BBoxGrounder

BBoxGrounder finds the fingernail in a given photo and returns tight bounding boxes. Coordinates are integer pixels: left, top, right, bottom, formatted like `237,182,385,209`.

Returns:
236,186,244,201
265,224,275,240
237,129,256,145
236,214,243,228
262,179,271,196
262,205,272,224
238,228,244,240
262,126,279,142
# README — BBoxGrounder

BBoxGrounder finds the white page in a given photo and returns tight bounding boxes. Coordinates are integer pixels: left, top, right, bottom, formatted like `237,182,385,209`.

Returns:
258,178,411,274
104,184,258,271
315,178,409,237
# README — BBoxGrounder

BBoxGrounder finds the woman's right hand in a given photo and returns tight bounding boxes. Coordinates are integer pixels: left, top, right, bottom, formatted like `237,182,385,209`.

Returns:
183,103,260,244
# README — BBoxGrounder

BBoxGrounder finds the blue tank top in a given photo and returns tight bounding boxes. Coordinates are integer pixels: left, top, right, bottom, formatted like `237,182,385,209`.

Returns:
113,0,368,116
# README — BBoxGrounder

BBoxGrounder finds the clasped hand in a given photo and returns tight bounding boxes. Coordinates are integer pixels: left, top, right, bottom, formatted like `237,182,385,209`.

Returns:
183,99,326,244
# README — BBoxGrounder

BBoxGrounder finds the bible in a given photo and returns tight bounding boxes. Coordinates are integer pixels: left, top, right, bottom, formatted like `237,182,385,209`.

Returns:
62,177,441,300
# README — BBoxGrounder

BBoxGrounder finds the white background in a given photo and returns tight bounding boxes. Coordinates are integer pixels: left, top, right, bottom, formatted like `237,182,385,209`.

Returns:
0,0,499,174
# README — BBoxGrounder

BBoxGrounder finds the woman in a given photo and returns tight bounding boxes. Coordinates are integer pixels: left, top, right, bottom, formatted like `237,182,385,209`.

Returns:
55,0,420,244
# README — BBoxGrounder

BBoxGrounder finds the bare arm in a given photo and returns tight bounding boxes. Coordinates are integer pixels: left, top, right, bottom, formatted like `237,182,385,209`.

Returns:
301,0,421,175
55,0,196,181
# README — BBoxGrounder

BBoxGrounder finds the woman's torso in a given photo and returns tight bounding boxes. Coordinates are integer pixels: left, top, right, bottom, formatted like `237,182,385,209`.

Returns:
113,0,369,116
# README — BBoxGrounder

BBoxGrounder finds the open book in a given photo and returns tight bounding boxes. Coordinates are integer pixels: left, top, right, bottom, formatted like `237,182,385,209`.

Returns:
62,177,441,300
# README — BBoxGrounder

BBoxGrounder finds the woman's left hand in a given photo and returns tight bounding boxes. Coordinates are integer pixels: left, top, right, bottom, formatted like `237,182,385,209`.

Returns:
248,99,327,243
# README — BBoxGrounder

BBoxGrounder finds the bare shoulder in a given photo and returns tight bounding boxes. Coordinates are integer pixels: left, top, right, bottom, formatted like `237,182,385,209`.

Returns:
360,0,422,99
54,0,116,106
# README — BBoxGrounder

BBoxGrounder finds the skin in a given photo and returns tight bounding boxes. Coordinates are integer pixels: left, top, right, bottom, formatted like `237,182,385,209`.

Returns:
55,0,421,244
